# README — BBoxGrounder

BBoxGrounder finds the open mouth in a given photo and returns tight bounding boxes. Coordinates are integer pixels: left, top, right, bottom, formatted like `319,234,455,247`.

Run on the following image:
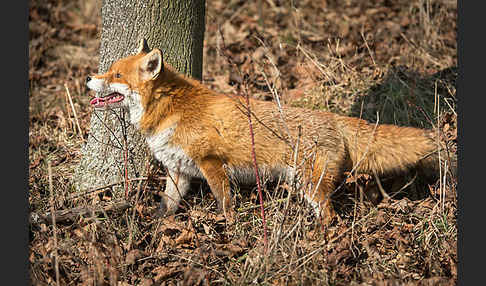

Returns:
90,92,125,108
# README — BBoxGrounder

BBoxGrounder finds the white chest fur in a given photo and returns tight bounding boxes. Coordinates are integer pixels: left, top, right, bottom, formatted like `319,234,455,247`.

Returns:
145,126,203,178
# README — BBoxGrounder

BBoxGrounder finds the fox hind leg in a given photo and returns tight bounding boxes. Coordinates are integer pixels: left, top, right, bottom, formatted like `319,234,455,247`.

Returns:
308,171,338,225
302,152,344,225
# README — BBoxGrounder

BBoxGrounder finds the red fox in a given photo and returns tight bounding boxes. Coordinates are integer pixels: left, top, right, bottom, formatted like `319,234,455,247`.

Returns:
86,39,450,224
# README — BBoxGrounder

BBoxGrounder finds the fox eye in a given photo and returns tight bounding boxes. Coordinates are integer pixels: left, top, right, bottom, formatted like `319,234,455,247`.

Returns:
115,73,122,78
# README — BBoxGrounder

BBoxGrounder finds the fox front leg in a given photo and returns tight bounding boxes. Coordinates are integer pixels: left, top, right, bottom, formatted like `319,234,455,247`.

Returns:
158,169,191,216
197,158,234,221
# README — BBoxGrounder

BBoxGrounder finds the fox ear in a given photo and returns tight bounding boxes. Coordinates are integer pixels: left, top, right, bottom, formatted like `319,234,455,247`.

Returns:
135,38,151,54
139,48,163,81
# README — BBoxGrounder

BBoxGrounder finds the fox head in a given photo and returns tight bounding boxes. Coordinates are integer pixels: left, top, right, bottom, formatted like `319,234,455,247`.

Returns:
86,38,163,112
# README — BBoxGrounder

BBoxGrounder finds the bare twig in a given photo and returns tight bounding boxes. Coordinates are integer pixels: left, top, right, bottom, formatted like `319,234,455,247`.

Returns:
436,88,444,213
244,83,268,253
127,159,150,251
48,161,60,286
64,83,83,139
91,110,125,150
297,44,336,84
360,30,376,67
393,171,418,197
253,36,293,145
373,169,391,200
121,111,130,199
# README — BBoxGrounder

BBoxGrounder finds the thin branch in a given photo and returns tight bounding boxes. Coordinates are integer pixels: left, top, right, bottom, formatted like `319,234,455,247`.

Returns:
64,83,84,140
48,161,60,286
244,83,268,253
127,159,150,251
30,200,131,226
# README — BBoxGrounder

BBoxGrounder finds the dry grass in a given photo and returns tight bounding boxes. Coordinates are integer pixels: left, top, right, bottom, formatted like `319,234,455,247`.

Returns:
29,0,457,285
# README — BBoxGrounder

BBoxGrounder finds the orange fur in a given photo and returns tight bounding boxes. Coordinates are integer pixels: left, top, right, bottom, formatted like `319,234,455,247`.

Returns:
86,40,445,225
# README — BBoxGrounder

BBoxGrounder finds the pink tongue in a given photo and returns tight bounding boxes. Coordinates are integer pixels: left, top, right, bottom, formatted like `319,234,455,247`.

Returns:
90,94,124,107
89,97,103,106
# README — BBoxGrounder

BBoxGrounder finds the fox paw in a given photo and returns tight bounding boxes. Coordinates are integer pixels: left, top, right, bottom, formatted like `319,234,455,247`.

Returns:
155,199,176,218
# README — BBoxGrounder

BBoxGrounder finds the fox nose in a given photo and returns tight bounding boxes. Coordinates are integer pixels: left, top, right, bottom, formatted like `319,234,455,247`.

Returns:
86,76,92,83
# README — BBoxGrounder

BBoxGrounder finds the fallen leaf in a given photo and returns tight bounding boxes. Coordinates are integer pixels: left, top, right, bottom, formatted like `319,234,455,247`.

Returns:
153,266,180,282
138,278,154,286
175,229,194,246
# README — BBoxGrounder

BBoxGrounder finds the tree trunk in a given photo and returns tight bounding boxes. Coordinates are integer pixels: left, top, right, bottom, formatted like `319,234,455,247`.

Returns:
73,0,206,195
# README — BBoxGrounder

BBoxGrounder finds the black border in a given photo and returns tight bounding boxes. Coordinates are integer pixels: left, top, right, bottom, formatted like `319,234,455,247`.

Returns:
5,0,29,284
457,1,477,286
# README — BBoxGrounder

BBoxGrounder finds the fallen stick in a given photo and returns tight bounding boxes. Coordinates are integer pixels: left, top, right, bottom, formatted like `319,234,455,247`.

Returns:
30,200,131,226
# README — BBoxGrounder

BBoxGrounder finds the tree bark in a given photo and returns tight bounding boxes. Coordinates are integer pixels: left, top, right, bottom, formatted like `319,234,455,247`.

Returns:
73,0,206,195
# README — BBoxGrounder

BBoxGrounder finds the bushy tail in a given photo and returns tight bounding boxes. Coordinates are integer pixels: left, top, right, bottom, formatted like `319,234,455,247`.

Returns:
336,115,454,177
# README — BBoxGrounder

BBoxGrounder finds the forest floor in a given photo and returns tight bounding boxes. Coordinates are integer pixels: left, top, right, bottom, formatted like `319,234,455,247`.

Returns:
29,0,457,285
